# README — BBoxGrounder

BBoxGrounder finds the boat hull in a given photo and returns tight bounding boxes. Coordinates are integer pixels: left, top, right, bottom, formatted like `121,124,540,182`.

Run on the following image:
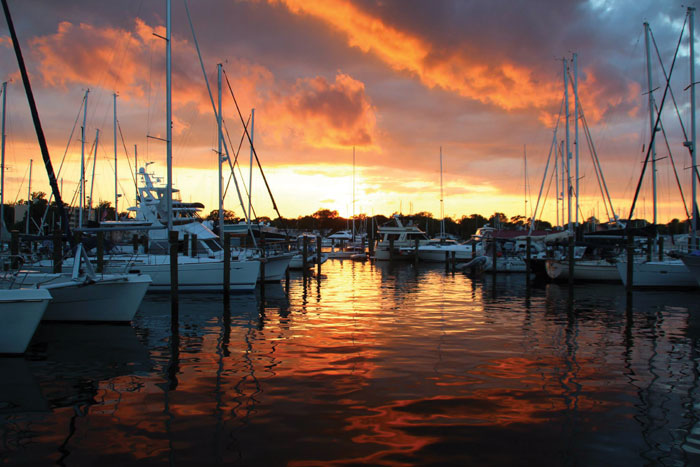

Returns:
124,258,258,292
0,289,52,354
681,254,700,286
545,259,621,282
38,274,151,322
616,260,697,288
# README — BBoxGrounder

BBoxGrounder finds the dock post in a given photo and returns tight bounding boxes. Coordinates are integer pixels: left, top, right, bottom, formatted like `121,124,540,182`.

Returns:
191,234,197,258
389,238,394,262
10,230,18,269
568,236,574,287
223,232,230,296
316,234,322,274
646,235,652,262
626,232,634,292
142,235,149,254
52,228,62,273
260,230,266,293
169,230,179,313
471,241,476,259
451,251,456,272
368,223,374,258
526,236,532,288
302,235,309,274
183,233,189,256
491,239,497,275
658,237,664,261
414,238,419,265
96,231,104,273
132,234,139,254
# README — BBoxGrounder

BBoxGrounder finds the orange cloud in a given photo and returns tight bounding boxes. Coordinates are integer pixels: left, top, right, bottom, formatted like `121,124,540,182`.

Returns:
268,73,377,149
29,19,376,150
268,0,562,112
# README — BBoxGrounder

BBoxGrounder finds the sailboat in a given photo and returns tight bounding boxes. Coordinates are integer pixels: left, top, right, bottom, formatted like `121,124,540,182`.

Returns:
0,287,51,354
615,11,698,288
2,1,152,323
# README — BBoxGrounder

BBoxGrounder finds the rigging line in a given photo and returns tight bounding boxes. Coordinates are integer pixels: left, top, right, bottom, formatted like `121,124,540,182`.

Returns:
530,96,563,233
182,0,251,234
629,12,687,222
223,113,251,201
651,27,700,185
655,105,691,219
117,121,137,201
13,162,28,204
38,94,84,234
582,111,611,222
577,92,617,221
223,69,285,223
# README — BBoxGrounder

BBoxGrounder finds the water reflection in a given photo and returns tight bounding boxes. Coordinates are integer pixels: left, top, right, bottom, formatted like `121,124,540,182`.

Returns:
0,261,699,465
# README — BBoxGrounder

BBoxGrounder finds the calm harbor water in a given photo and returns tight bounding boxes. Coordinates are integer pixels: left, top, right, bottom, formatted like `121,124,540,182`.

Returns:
2,260,700,465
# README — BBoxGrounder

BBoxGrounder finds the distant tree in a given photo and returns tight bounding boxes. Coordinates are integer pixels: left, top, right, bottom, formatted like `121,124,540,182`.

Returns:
206,209,237,222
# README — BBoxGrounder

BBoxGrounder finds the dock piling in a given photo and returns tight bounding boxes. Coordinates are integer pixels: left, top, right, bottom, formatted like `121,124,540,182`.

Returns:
52,228,62,273
626,232,634,293
223,232,230,296
169,230,179,314
96,231,104,273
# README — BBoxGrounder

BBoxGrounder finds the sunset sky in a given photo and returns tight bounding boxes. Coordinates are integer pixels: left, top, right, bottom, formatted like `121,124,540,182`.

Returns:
0,0,697,225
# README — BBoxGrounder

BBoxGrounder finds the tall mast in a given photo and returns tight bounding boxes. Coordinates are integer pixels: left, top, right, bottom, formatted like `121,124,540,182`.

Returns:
352,145,356,241
690,7,697,245
89,128,99,220
165,0,173,231
644,22,658,227
2,0,72,240
555,141,559,228
564,58,572,232
113,92,118,220
573,53,579,227
134,144,138,205
217,63,224,238
561,140,565,228
79,89,88,228
440,146,444,238
524,144,527,220
25,159,31,235
0,81,6,238
248,108,255,224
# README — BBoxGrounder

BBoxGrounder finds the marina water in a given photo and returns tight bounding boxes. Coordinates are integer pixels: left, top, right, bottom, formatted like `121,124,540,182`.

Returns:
2,260,700,465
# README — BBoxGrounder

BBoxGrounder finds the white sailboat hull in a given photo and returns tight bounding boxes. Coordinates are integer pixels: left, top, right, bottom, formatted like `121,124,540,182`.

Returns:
616,260,697,288
259,253,294,281
0,288,52,354
417,246,474,263
119,256,258,291
545,259,621,282
681,254,700,286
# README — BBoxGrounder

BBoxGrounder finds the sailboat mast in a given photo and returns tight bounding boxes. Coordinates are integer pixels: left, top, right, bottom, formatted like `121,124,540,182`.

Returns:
79,89,88,229
248,108,255,224
352,145,356,241
555,142,559,228
217,63,224,238
561,140,565,228
573,53,579,227
165,0,173,231
134,144,138,205
523,144,527,221
113,92,118,220
564,58,572,232
1,81,6,238
690,7,697,246
644,22,658,227
89,129,99,220
25,159,31,235
440,146,444,238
